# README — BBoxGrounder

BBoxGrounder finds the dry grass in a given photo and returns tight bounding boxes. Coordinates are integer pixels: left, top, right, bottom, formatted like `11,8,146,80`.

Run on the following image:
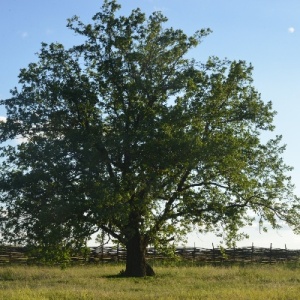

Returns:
1,263,300,299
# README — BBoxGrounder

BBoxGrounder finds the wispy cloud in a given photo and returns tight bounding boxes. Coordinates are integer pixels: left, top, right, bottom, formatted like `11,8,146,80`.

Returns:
21,31,29,39
45,28,54,35
288,27,295,33
153,6,168,12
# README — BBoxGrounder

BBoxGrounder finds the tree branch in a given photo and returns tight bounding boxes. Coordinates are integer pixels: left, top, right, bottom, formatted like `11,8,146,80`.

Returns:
181,181,229,192
147,168,192,240
93,143,116,180
99,224,125,244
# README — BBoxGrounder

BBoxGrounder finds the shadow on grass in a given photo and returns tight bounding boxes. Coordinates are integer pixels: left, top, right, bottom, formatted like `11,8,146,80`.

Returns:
102,269,129,279
103,270,158,279
104,274,127,279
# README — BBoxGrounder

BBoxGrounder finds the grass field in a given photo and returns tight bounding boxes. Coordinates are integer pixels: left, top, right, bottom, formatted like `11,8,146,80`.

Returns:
1,263,300,299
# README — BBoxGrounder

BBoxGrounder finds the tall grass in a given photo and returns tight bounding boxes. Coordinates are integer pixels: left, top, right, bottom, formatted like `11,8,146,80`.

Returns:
1,264,300,299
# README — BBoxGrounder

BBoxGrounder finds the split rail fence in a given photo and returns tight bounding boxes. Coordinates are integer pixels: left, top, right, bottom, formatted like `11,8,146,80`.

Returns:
1,244,300,265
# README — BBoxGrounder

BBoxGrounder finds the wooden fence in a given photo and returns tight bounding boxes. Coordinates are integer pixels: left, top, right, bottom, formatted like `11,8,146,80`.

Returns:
1,244,300,265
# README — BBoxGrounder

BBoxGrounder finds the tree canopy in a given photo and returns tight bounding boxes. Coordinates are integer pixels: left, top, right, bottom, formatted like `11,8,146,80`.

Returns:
0,0,299,276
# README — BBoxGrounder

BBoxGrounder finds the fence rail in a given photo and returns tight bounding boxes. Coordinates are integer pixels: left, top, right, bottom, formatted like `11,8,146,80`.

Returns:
1,244,300,265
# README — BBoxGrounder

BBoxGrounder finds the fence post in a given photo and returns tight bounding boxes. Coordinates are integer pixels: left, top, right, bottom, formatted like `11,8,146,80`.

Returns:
251,243,254,263
9,247,12,264
233,245,236,263
117,243,119,263
193,243,196,265
212,243,215,265
269,243,272,264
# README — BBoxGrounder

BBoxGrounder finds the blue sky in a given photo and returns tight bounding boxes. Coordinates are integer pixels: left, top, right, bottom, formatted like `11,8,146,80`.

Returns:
1,0,300,249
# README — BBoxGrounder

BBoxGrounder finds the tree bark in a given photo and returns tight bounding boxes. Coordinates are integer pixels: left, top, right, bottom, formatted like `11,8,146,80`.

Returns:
123,232,155,277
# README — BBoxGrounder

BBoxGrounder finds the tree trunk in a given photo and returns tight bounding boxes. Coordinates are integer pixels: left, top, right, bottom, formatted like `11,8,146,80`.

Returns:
123,232,155,277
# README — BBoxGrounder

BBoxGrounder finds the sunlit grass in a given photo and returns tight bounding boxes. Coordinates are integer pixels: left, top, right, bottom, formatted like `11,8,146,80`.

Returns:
1,264,300,299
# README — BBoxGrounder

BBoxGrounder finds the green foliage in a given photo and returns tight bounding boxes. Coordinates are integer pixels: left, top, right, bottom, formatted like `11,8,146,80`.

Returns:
27,243,90,268
27,244,72,268
0,0,299,270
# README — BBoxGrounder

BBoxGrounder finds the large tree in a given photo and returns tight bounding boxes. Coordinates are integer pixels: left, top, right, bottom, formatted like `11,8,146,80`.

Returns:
0,0,299,276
